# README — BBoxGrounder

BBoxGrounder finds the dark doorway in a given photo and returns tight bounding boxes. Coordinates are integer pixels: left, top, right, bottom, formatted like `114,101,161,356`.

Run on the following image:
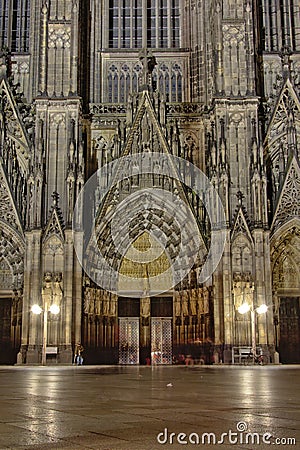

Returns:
279,297,300,364
0,298,16,364
151,296,172,317
118,297,140,317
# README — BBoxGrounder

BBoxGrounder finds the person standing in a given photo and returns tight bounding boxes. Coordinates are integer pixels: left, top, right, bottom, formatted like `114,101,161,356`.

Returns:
74,343,84,365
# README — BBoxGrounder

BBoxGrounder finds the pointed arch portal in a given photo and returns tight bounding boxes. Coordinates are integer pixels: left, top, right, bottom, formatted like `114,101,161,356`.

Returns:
271,221,300,363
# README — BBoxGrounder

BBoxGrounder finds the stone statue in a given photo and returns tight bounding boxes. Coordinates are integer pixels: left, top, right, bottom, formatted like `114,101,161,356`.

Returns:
190,289,197,315
42,273,52,304
53,273,63,305
182,290,189,316
95,289,102,315
102,290,110,315
84,287,93,315
174,291,181,316
109,293,117,316
203,287,210,314
198,288,204,314
141,295,150,317
244,282,254,305
233,282,243,307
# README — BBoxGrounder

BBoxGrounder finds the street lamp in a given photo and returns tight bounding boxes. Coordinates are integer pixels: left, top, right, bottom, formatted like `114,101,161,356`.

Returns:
31,302,60,365
238,302,268,358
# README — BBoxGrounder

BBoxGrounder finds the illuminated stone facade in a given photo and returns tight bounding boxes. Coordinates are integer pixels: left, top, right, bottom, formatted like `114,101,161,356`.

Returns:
0,1,299,364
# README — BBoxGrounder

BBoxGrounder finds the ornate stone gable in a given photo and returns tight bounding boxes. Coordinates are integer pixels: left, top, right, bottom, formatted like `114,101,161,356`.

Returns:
95,89,192,226
265,79,300,164
0,78,30,173
0,161,24,236
266,78,300,131
123,90,170,156
271,156,300,232
231,207,253,244
43,194,65,243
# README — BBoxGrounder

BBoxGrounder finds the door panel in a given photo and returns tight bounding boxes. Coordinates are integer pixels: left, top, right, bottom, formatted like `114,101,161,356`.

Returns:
0,298,17,364
118,318,139,364
279,297,300,364
151,318,172,365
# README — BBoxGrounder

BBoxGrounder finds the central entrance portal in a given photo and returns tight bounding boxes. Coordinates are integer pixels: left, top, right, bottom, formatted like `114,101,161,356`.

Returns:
118,296,173,365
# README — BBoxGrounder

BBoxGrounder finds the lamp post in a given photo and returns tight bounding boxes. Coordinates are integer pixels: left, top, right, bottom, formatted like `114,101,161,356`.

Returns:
238,302,268,358
31,302,60,365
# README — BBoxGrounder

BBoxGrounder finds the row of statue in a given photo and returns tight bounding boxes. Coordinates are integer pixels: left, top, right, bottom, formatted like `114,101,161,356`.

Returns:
84,287,118,316
83,286,211,318
174,287,211,317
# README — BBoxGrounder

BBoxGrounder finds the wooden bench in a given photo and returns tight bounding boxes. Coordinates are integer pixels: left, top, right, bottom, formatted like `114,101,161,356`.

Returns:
232,347,262,364
46,347,58,363
46,346,58,354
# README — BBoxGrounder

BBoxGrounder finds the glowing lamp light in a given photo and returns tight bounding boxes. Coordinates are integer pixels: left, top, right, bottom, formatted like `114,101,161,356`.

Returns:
238,302,251,315
31,304,42,315
49,304,60,315
256,304,268,315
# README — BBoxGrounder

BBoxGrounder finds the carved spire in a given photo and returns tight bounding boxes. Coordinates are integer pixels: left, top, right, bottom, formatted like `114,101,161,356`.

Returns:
39,1,48,95
237,190,244,206
138,48,157,91
0,49,11,80
280,46,292,80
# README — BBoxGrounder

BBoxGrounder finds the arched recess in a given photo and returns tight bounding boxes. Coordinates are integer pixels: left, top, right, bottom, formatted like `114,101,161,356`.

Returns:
83,187,211,364
271,219,300,363
87,188,206,294
43,234,64,275
41,235,64,347
0,222,24,363
231,233,254,347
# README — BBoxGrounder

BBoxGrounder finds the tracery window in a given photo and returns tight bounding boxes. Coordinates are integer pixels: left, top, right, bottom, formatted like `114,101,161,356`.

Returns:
0,258,14,289
107,61,182,102
0,0,30,52
108,0,180,49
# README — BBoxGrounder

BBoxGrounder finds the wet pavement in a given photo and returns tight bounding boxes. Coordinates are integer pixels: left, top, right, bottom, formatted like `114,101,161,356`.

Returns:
0,365,299,450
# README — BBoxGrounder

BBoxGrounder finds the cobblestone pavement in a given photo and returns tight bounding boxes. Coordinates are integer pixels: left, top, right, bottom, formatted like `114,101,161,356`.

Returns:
0,365,299,449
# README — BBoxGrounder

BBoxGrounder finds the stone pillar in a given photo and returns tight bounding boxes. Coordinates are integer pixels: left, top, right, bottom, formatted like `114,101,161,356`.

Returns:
24,230,43,364
59,229,74,363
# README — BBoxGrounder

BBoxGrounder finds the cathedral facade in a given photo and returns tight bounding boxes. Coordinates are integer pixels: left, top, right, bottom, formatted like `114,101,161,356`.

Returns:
0,0,299,365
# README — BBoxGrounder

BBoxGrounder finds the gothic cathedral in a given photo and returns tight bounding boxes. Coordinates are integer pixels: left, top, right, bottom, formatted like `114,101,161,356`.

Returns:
0,1,299,365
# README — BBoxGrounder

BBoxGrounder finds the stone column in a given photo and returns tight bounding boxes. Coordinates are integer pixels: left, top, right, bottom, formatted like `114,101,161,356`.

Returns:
25,230,43,364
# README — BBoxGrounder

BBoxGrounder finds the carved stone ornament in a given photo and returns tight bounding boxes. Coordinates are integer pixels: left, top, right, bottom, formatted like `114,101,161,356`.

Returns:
0,79,30,171
48,25,71,49
0,166,23,234
272,158,300,231
271,226,300,290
